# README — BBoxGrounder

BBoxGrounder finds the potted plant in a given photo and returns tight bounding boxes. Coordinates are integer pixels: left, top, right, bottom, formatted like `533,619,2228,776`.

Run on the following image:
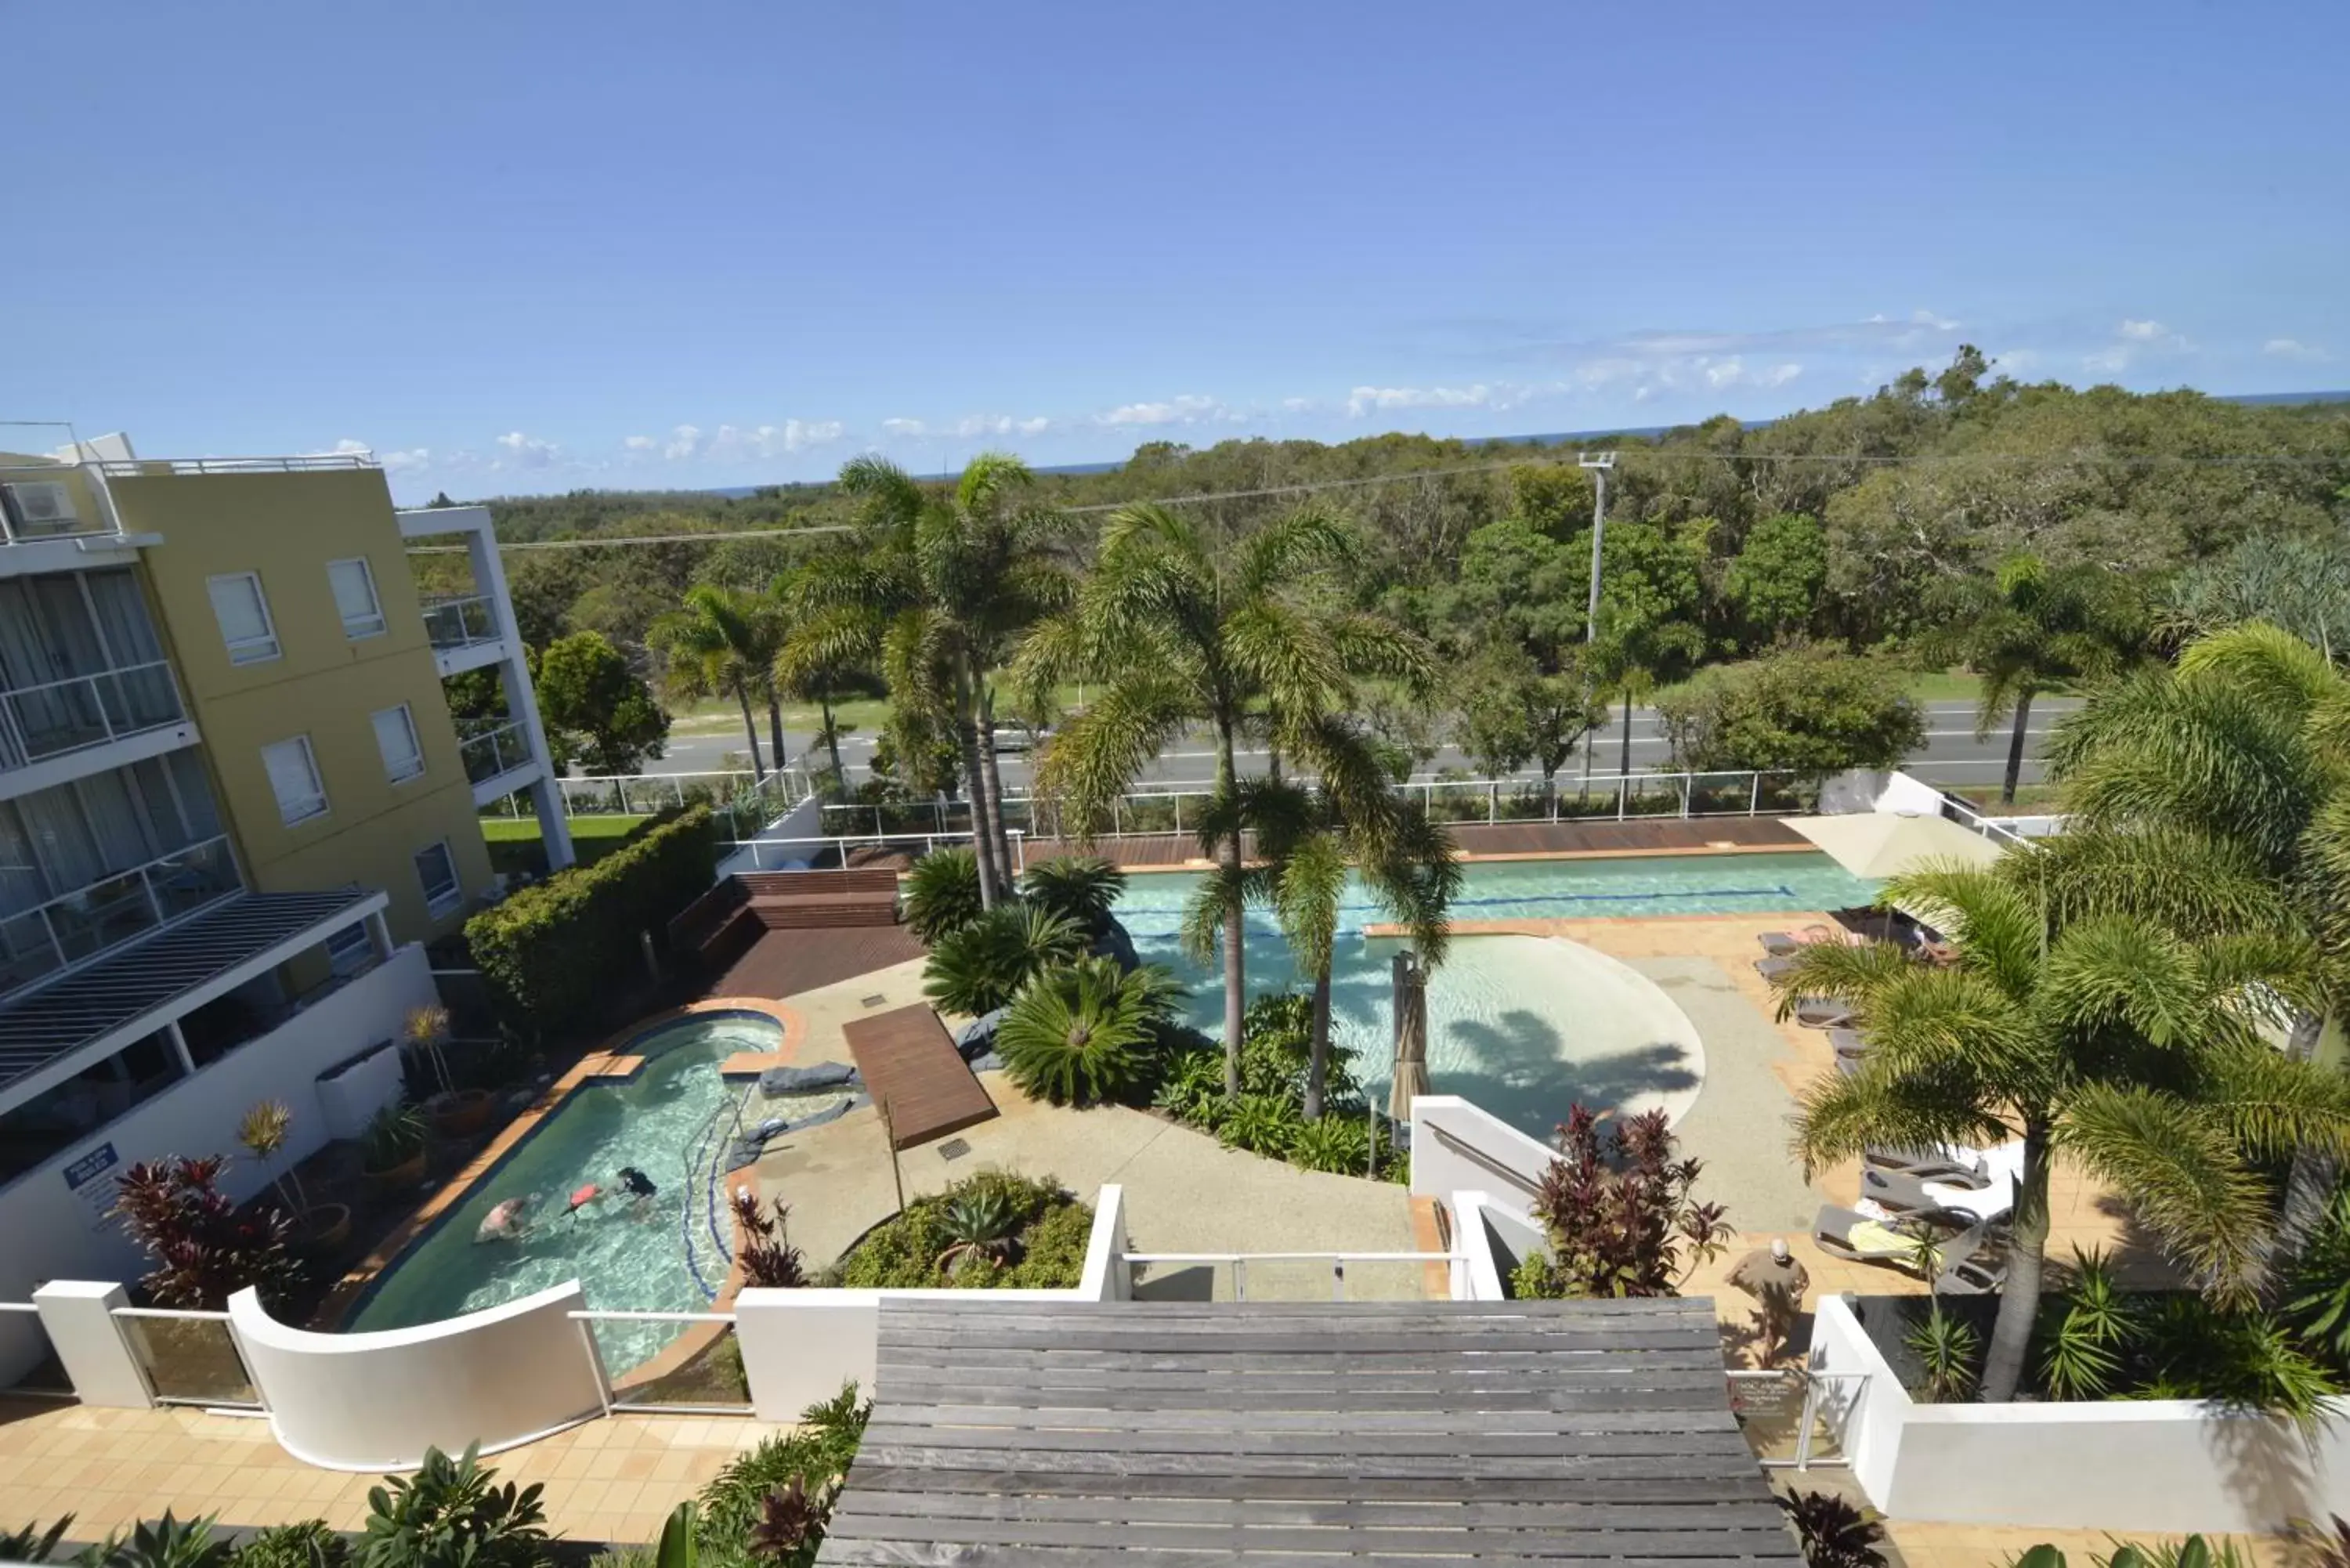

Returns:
238,1100,350,1254
410,1005,493,1136
360,1100,429,1194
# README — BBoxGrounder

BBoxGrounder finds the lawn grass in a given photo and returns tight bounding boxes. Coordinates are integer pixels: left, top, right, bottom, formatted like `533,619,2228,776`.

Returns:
481,812,650,877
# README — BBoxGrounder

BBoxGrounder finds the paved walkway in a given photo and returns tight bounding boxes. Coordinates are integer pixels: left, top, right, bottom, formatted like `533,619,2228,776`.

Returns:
0,1397,761,1545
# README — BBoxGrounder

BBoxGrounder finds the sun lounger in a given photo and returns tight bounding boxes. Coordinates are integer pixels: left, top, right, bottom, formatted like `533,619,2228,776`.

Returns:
1759,931,1807,956
1828,1028,1868,1058
1756,956,1802,981
1813,1205,1990,1277
1865,1142,2023,1216
1793,999,1854,1029
1865,1144,1985,1182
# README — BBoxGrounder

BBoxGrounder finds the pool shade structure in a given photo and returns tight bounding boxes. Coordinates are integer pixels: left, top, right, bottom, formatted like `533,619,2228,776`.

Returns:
1388,948,1429,1122
819,1297,1800,1567
845,1003,998,1151
1783,811,2002,880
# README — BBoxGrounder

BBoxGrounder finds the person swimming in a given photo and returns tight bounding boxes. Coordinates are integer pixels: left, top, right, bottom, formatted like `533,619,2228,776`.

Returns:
616,1165,657,1218
474,1195,535,1244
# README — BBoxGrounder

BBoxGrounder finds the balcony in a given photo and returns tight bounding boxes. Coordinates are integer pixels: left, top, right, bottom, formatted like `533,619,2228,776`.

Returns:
0,662,186,777
421,592,506,677
0,837,242,1002
459,720,541,805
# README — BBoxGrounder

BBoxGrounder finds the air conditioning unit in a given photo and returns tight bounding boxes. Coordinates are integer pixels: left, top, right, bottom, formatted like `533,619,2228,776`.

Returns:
2,481,78,533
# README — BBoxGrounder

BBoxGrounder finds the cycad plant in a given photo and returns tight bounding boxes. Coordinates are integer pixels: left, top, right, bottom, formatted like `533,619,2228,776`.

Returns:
921,905,1085,1016
1018,855,1127,941
1771,851,2350,1400
996,956,1178,1106
903,846,984,944
1021,502,1432,1094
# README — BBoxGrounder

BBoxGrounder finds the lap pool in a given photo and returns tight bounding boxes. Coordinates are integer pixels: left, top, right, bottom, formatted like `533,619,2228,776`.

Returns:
346,1010,776,1371
1113,851,1877,1135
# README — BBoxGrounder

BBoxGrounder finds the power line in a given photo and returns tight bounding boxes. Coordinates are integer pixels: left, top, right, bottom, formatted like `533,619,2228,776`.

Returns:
404,442,2350,554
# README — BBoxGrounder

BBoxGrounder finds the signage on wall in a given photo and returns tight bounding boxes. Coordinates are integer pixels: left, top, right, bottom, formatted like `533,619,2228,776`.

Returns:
63,1142,122,1231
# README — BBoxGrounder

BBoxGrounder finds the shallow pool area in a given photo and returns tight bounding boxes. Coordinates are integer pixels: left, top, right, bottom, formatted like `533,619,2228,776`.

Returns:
347,1010,778,1372
1114,851,1874,1134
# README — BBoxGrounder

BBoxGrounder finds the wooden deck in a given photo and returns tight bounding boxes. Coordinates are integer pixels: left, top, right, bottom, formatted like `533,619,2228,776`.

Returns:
846,816,1806,872
820,1298,1799,1567
711,925,927,999
844,1003,998,1151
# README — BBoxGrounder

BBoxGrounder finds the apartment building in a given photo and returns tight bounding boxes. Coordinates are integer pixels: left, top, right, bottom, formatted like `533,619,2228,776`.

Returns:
0,435,566,1364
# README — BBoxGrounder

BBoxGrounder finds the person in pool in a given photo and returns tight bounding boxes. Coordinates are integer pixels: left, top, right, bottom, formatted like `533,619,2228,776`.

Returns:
616,1165,657,1219
474,1194,535,1244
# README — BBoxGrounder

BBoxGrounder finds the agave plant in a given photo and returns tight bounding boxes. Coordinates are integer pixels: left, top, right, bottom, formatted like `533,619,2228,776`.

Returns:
903,847,984,944
935,1184,1025,1277
996,957,1177,1106
84,1512,227,1568
921,904,1085,1016
1017,855,1126,940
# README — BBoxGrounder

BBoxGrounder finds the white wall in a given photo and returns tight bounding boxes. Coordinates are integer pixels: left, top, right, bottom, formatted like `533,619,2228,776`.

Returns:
1452,1190,1545,1301
0,946,435,1384
1810,1295,2350,1533
719,792,826,877
230,1281,607,1472
1409,1096,1553,1221
735,1184,1128,1421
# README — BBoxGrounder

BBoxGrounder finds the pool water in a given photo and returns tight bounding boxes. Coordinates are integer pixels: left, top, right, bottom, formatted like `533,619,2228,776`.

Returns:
348,1011,777,1371
1113,851,1877,1135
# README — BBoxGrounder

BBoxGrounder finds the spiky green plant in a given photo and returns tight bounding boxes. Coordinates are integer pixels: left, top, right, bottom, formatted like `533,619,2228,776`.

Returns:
1904,1303,1982,1403
2282,1180,2350,1367
1018,856,1126,940
2038,1249,2137,1401
0,1517,72,1565
902,847,984,944
359,1442,547,1568
1286,1116,1372,1175
87,1512,228,1568
1217,1093,1306,1158
996,956,1178,1106
935,1185,1024,1276
920,904,1084,1016
226,1520,347,1568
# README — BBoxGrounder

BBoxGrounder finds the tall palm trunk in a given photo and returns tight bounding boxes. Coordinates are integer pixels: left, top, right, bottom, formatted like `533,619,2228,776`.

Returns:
733,681,766,778
767,693,789,779
1619,689,1635,777
952,662,1002,909
1979,1132,2052,1401
1217,714,1246,1099
1303,966,1332,1121
2001,686,2035,805
974,685,1018,885
819,685,844,781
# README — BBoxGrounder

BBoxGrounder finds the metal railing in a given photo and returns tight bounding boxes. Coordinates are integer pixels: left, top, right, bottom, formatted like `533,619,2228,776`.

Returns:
91,453,378,476
728,828,1025,873
1934,789,2035,850
460,721,534,785
422,593,501,652
1727,1367,1869,1469
0,659,184,772
1121,1250,1463,1302
112,1306,263,1410
0,1302,70,1401
568,1310,752,1415
0,834,241,998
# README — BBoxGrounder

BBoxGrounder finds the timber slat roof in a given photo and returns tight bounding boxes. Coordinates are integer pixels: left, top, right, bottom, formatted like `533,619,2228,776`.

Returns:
818,1298,1802,1567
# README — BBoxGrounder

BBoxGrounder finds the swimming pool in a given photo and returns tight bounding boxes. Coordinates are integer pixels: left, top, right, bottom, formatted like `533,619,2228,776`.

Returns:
347,1010,777,1371
1113,851,1877,1134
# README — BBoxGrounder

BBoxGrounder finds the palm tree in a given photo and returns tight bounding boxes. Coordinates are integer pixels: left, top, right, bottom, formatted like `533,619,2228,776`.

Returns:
1021,504,1434,1095
786,455,1068,908
1936,555,2147,804
650,584,779,779
768,565,859,786
1772,854,2350,1402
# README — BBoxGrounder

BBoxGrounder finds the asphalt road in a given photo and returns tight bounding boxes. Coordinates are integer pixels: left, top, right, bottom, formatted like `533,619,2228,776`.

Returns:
638,696,2077,798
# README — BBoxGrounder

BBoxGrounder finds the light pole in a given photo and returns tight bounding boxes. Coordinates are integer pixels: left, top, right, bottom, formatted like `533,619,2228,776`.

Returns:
1577,453,1615,793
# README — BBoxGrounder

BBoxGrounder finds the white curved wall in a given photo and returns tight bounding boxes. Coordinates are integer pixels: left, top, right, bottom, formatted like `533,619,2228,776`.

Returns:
230,1282,607,1472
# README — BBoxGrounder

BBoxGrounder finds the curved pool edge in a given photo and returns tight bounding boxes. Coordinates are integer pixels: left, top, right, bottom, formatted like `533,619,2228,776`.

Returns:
313,995,801,1335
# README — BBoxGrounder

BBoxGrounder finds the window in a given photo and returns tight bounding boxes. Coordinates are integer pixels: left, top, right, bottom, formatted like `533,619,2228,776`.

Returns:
322,921,374,978
205,573,280,665
414,840,461,918
327,558,386,640
2,481,78,538
260,736,327,825
371,703,425,784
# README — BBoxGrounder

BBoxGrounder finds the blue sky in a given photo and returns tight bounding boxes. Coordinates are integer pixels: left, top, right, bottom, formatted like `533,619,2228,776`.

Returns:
9,2,2346,503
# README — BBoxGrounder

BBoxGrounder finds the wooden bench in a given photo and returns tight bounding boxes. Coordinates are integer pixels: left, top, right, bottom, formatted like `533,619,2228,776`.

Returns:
742,867,901,930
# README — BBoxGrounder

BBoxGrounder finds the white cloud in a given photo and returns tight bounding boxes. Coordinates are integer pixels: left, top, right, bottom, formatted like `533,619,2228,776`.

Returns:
1097,394,1226,427
623,435,656,453
1280,397,1315,413
1346,384,1494,417
379,448,430,474
949,414,1054,439
494,431,559,468
2118,319,2166,341
2264,338,2329,362
324,438,372,457
1990,348,2037,374
663,425,702,461
880,418,928,437
1911,309,1961,332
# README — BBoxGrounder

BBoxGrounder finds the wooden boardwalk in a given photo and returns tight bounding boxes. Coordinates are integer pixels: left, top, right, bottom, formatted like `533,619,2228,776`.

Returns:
819,1298,1801,1567
844,816,1807,873
845,1003,998,1150
712,925,926,999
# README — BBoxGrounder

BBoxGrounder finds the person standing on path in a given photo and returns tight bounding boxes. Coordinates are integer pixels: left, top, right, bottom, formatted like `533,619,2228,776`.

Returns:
1728,1237,1811,1365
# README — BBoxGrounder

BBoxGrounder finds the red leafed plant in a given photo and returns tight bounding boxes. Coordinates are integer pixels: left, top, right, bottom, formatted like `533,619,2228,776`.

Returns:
731,1187,808,1288
1517,1105,1731,1299
112,1155,302,1309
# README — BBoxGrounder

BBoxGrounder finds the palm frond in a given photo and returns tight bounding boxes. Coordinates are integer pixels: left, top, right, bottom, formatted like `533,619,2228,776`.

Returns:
2060,1082,2277,1299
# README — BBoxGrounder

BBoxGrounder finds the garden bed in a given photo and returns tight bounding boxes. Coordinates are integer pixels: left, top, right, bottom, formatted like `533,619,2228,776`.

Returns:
826,1170,1094,1290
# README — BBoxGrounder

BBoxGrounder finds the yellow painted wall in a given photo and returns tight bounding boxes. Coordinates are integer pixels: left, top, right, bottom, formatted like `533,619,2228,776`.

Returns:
109,470,492,944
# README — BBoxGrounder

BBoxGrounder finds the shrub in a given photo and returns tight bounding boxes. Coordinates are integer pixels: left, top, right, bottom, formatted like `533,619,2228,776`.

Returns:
2282,1178,2350,1368
1515,1105,1730,1299
359,1442,549,1568
1018,856,1126,938
1776,1492,1886,1568
921,905,1083,1016
1287,1117,1372,1175
2036,1249,2133,1400
0,1518,71,1565
359,1102,427,1174
832,1170,1090,1290
113,1156,301,1311
729,1189,807,1288
229,1522,348,1568
902,847,983,943
696,1386,870,1559
1905,1302,1982,1402
1217,1094,1304,1157
84,1512,229,1568
465,805,718,1038
996,958,1179,1106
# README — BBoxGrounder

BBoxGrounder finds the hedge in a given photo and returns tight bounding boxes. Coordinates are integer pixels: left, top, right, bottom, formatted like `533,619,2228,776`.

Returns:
465,803,718,1038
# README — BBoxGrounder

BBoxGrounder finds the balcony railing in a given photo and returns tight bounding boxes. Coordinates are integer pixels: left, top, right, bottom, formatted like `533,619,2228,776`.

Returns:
0,835,241,998
0,660,185,773
460,721,533,786
90,453,379,476
422,594,501,652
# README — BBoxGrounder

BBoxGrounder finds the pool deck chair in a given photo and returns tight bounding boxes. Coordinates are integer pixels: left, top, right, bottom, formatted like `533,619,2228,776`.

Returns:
1793,998,1854,1029
844,1003,998,1151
